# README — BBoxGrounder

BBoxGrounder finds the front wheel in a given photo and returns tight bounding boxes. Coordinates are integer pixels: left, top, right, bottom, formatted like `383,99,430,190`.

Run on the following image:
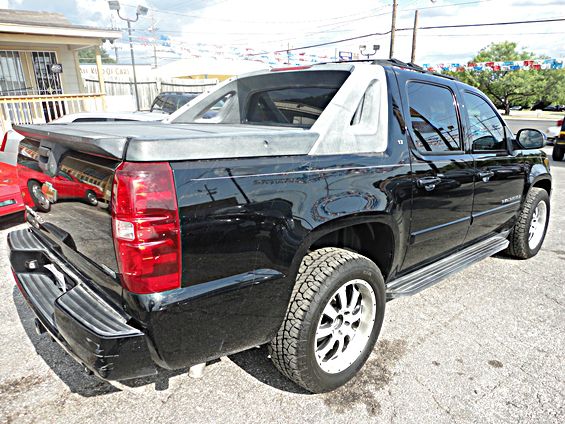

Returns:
552,145,564,161
269,247,386,393
506,188,550,259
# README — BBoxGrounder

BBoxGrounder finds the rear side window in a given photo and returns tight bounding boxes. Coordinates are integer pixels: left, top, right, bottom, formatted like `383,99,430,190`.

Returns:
463,91,506,151
246,87,339,128
406,82,462,152
161,96,177,113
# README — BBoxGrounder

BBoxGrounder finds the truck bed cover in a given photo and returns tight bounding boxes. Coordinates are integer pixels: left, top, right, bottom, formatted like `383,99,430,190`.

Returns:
14,122,318,161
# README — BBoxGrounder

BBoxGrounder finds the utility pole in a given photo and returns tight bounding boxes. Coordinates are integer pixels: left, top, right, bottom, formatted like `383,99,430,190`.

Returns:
411,10,419,63
148,15,158,69
389,0,398,59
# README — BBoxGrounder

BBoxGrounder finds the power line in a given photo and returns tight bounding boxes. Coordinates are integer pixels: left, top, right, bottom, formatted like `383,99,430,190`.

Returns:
249,16,565,55
120,1,392,25
401,17,565,31
252,0,495,47
115,0,497,51
395,31,565,37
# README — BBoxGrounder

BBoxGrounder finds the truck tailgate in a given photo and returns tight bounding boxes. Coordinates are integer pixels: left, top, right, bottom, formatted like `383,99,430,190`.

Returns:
15,136,122,301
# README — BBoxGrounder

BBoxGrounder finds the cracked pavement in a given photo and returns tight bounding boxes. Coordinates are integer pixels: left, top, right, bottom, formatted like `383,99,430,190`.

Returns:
0,147,563,423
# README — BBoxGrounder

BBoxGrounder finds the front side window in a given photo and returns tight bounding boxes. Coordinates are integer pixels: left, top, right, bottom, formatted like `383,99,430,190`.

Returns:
464,91,506,151
407,82,462,153
246,87,339,128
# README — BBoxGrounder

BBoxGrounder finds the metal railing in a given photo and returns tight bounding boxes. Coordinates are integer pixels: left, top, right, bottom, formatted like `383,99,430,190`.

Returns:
0,93,106,133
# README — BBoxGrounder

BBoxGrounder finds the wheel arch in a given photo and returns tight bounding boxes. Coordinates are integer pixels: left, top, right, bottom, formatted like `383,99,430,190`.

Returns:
531,176,551,197
290,214,401,283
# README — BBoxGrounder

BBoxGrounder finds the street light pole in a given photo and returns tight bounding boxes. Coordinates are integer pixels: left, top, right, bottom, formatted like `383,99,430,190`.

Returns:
125,19,140,111
359,44,380,60
108,1,147,111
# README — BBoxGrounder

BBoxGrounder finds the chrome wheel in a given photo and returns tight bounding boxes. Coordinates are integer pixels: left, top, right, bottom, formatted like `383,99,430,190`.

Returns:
314,279,376,374
87,191,98,206
528,200,547,249
32,184,49,209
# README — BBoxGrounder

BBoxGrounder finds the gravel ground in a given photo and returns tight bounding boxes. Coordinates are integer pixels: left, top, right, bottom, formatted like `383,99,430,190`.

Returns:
0,149,563,424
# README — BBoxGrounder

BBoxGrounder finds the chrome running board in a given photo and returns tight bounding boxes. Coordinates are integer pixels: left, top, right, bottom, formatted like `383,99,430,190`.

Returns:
386,234,509,300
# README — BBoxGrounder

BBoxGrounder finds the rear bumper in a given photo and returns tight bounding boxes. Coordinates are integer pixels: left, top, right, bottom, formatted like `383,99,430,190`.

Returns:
9,228,157,380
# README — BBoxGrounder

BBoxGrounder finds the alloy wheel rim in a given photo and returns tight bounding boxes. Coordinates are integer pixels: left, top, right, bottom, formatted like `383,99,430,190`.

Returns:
32,185,49,208
314,279,376,374
528,200,547,249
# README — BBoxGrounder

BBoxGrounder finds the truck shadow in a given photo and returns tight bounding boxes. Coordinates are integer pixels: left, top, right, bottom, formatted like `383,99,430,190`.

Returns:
11,286,189,397
229,346,311,394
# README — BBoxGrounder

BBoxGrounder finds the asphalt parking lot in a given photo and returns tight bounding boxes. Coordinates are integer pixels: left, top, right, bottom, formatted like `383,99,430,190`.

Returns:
0,148,563,424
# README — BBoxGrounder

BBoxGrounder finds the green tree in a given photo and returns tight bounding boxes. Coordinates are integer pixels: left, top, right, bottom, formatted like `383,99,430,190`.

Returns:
78,46,116,64
448,41,565,114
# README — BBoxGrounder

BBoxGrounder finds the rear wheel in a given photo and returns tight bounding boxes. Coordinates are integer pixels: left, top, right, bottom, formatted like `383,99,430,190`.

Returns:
506,188,550,259
269,247,386,393
28,180,50,212
552,145,564,161
86,190,98,206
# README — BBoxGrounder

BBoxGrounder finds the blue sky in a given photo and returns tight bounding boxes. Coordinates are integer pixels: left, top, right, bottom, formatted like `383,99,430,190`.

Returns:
2,0,564,65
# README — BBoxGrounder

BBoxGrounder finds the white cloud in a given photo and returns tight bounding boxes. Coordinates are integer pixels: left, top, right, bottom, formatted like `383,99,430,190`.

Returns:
5,0,564,65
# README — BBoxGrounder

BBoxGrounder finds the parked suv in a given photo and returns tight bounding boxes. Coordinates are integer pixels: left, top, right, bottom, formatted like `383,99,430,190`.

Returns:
9,60,551,393
150,92,200,114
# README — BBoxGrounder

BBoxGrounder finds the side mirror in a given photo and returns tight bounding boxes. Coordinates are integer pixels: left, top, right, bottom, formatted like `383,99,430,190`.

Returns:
516,128,546,149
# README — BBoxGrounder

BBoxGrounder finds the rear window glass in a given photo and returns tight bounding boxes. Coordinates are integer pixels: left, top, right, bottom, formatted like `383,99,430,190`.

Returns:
17,139,40,170
246,87,339,128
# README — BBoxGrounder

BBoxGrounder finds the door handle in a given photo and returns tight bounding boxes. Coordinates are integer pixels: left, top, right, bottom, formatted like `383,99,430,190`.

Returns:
478,170,494,181
416,176,442,191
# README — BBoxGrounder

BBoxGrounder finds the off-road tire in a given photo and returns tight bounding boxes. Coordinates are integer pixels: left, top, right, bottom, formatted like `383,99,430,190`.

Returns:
28,180,50,212
552,146,564,161
269,247,386,393
506,188,550,259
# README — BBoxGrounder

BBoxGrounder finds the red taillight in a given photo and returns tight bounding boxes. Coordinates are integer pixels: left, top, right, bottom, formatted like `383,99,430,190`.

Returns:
111,162,181,294
557,119,563,127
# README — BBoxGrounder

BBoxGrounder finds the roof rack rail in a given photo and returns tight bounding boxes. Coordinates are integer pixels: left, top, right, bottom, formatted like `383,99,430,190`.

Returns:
372,58,457,81
313,58,457,81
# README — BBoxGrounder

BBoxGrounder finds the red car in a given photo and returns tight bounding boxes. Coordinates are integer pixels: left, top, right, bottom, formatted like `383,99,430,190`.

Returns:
17,139,104,212
0,163,25,225
0,132,26,225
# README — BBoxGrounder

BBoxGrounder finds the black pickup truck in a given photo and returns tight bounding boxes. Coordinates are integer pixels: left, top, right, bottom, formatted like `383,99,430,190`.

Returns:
8,60,551,393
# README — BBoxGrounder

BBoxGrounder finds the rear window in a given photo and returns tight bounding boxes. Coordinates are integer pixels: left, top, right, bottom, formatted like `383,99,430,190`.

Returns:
17,139,40,170
246,87,339,128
